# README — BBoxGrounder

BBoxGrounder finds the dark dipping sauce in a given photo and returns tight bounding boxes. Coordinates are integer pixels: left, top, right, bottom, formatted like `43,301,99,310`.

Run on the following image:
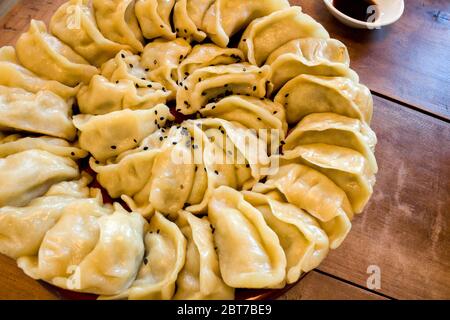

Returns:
333,0,378,22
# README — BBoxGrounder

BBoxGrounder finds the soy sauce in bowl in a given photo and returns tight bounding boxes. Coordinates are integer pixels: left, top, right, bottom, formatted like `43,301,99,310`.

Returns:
333,0,378,22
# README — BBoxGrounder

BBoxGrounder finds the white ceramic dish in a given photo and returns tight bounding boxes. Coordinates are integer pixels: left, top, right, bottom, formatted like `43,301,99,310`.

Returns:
323,0,405,29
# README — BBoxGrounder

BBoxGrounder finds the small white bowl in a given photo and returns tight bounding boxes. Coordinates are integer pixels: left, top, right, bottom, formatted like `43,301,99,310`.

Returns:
323,0,405,29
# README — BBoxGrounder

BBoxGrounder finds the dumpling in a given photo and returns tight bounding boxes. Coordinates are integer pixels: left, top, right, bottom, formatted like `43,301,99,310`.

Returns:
141,39,192,100
0,46,79,100
77,75,169,115
50,204,146,295
101,50,165,90
0,150,79,207
243,191,329,284
238,6,330,66
0,134,88,159
92,0,144,52
285,113,378,173
100,212,186,300
73,104,174,162
253,164,353,249
194,118,271,181
275,74,373,125
17,196,111,283
176,63,272,115
267,38,359,93
208,186,286,288
200,95,288,142
178,44,244,82
16,20,98,86
173,0,215,42
50,0,130,66
91,129,165,217
0,175,93,259
147,127,197,217
281,144,376,214
0,86,76,140
174,211,234,300
202,0,291,47
135,0,176,40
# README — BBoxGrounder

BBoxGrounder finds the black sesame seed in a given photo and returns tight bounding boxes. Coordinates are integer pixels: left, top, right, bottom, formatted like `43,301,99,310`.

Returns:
70,152,75,156
173,142,177,145
201,92,207,96
145,68,150,72
111,145,117,150
285,93,290,98
185,72,189,76
157,229,160,234
129,64,133,68
143,258,148,265
159,137,163,141
133,139,137,143
147,84,153,88
160,117,164,121
135,83,139,88
154,60,157,65
246,164,250,168
184,86,188,90
155,110,158,115
253,86,257,91
162,87,167,92
242,39,247,42
143,147,149,151
273,111,278,115
257,117,262,121
121,53,125,58
95,160,100,164
281,141,286,145
160,25,164,28
214,170,219,175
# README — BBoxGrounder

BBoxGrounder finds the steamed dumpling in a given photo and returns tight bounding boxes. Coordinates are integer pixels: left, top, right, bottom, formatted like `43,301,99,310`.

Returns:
141,39,192,100
0,86,76,140
73,105,174,162
285,113,378,173
275,74,373,124
176,64,272,115
101,50,165,90
16,20,99,86
200,95,288,142
0,46,79,99
238,6,330,66
281,144,376,213
267,38,359,93
51,204,146,295
77,75,169,115
100,212,186,300
253,164,353,249
92,0,144,52
135,0,176,40
0,134,88,159
208,186,286,288
17,196,111,282
173,0,215,42
174,211,234,300
50,0,130,66
0,150,79,208
178,44,244,82
202,0,291,47
243,191,329,284
0,175,92,259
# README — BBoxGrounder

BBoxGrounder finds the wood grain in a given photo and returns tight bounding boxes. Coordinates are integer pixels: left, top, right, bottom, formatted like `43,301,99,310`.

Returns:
292,0,450,120
317,95,450,299
278,271,388,300
0,254,58,300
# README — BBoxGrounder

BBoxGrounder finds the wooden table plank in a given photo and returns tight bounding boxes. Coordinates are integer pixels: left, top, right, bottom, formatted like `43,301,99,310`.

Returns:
0,254,58,300
278,271,388,300
292,0,450,120
317,95,450,299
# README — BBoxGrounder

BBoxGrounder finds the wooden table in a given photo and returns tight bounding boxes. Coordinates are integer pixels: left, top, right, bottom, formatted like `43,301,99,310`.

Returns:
0,0,449,300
